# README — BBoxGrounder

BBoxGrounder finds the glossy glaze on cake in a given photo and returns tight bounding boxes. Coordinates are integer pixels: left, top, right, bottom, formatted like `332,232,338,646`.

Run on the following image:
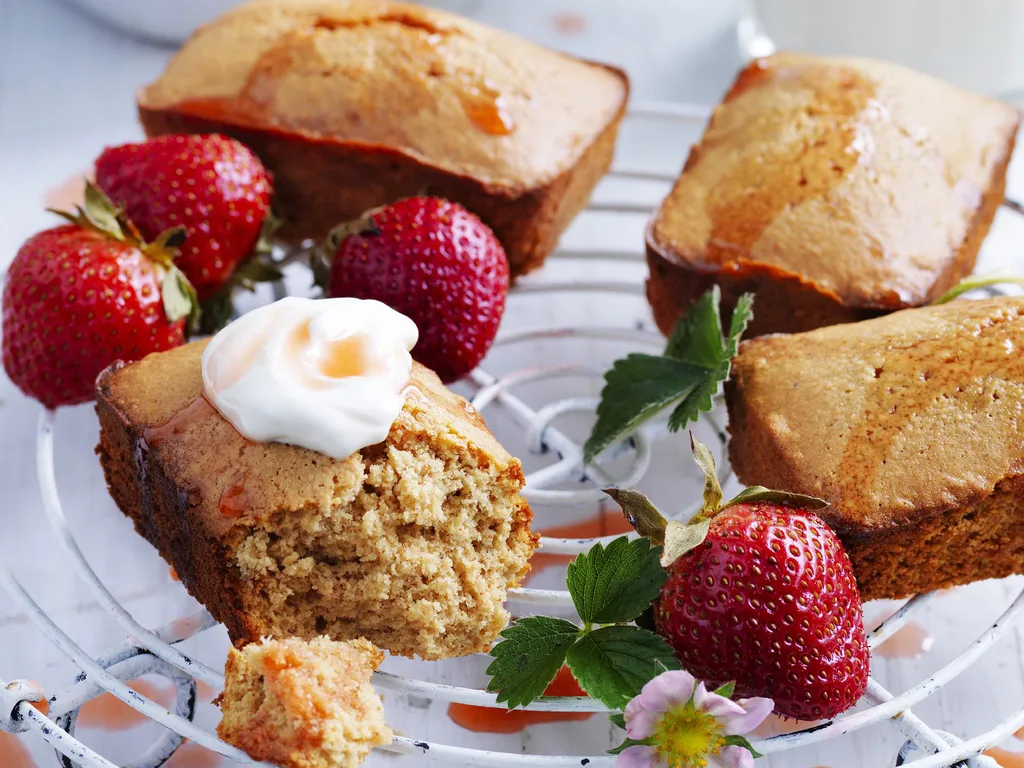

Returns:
727,297,1024,598
647,53,1019,337
138,0,629,275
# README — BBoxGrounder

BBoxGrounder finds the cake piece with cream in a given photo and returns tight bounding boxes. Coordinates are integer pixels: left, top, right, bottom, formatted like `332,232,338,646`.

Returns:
95,297,536,660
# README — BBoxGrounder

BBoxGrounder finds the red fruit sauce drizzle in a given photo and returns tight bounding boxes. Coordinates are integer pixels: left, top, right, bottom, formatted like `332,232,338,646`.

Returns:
448,667,592,733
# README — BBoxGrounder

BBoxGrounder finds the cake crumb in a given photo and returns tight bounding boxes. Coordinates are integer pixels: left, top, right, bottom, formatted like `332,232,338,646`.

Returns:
217,637,391,768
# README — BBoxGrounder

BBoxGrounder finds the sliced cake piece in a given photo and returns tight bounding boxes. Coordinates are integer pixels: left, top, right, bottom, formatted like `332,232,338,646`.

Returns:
647,52,1019,338
96,339,536,659
217,636,391,768
726,297,1024,599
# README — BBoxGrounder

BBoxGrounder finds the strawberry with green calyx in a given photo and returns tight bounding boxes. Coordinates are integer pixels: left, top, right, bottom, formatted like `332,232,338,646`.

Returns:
95,133,280,331
2,181,198,408
606,436,869,721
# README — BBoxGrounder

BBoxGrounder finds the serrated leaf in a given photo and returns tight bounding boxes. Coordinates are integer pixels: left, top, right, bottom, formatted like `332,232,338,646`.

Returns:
585,289,756,462
661,518,711,567
726,293,755,355
608,712,626,729
667,294,755,433
664,285,724,365
723,486,829,511
583,354,706,463
566,626,680,710
608,737,654,755
724,734,762,759
566,536,666,625
486,616,581,709
602,488,668,544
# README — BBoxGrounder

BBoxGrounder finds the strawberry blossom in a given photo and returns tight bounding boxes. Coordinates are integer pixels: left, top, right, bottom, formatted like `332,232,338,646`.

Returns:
616,670,773,768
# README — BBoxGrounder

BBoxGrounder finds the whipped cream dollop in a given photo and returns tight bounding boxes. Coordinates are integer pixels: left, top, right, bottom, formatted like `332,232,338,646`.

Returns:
202,297,419,460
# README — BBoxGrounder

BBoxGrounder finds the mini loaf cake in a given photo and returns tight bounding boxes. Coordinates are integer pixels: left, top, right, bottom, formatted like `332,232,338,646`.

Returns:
218,636,391,768
138,0,629,277
95,340,536,659
647,53,1020,338
726,297,1024,600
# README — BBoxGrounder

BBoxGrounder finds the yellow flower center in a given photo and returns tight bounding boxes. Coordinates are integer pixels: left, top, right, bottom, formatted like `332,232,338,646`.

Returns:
652,699,727,768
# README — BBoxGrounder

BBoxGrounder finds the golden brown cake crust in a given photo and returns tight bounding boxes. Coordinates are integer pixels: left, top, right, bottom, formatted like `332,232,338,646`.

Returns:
137,0,629,275
727,298,1024,598
647,53,1019,337
96,340,537,659
217,636,391,768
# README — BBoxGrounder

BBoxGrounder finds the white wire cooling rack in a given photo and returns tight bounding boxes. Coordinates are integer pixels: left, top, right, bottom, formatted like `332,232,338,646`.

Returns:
1,102,1023,768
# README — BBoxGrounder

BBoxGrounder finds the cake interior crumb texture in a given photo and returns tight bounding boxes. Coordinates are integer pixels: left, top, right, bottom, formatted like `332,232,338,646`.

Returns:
217,636,391,768
727,297,1024,599
96,340,536,660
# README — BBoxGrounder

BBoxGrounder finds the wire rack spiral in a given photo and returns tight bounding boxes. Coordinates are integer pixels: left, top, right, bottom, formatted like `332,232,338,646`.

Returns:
1,102,1022,768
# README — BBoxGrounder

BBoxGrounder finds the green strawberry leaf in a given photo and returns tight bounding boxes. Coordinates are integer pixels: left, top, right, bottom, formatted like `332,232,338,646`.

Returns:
566,536,666,625
199,289,235,335
724,734,763,759
584,289,755,464
664,286,725,365
608,712,627,729
486,617,581,709
566,626,680,710
583,354,707,463
608,737,655,755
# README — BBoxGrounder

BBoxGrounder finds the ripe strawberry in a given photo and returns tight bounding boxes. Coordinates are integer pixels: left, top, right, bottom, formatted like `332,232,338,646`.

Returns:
2,183,197,408
94,133,276,310
324,197,509,383
655,502,869,720
609,438,869,722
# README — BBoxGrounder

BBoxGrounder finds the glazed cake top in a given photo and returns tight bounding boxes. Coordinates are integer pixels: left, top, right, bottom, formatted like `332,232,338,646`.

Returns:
729,297,1024,531
649,52,1019,308
141,0,628,191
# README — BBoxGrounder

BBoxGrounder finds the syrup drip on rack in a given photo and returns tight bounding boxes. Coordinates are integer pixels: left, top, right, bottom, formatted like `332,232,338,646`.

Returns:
447,667,592,733
986,747,1024,767
874,621,934,660
0,734,35,768
164,740,223,767
78,679,175,731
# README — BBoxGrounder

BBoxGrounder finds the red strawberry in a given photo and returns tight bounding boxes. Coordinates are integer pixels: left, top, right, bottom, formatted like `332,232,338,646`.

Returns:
2,182,197,408
324,197,509,383
94,133,275,312
609,438,869,721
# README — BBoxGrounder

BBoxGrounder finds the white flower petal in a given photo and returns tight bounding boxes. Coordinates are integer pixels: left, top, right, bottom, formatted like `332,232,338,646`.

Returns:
708,744,755,768
624,707,661,740
693,681,747,721
642,670,699,711
722,696,775,736
615,744,660,768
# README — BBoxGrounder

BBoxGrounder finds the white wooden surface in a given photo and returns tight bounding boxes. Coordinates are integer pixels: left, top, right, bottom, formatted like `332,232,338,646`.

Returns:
1,1,1024,767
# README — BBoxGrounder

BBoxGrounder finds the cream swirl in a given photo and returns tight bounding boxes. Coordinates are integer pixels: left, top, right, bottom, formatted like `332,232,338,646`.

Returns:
202,297,418,459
